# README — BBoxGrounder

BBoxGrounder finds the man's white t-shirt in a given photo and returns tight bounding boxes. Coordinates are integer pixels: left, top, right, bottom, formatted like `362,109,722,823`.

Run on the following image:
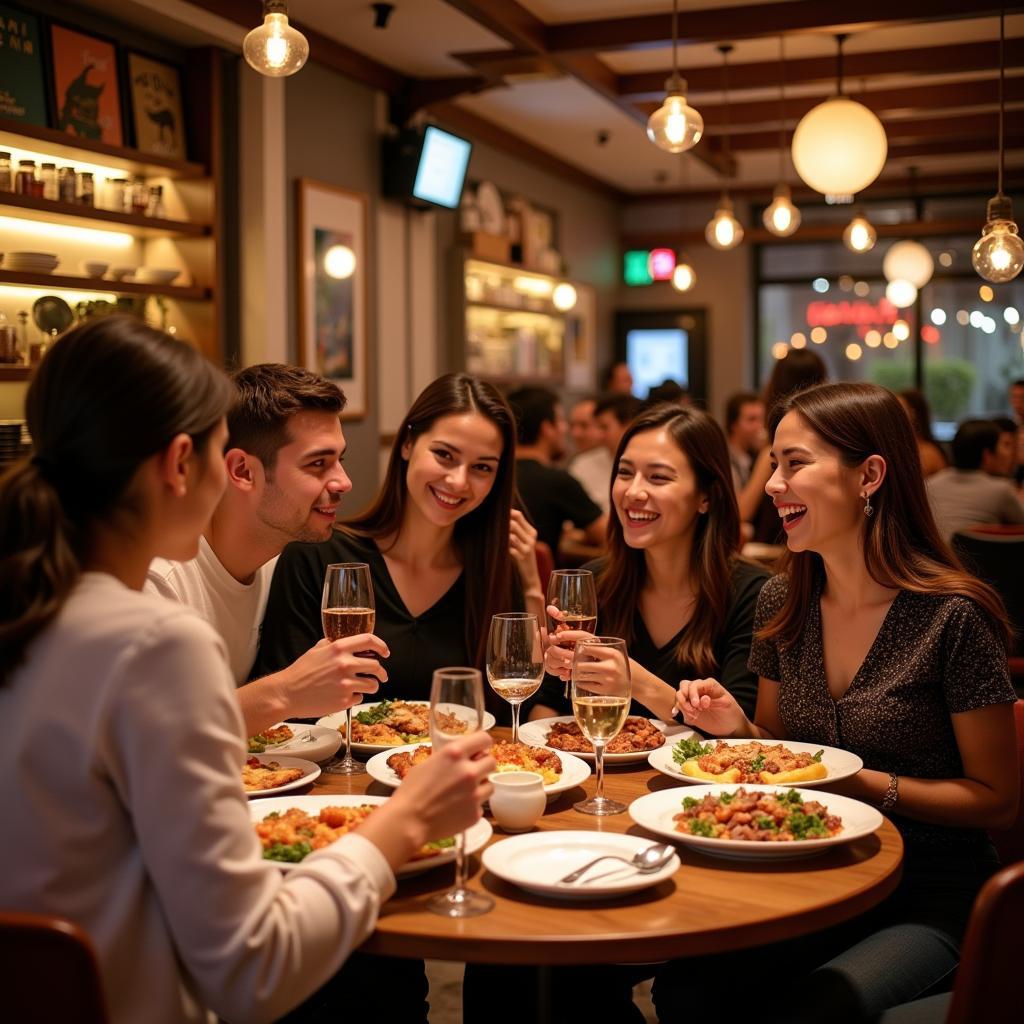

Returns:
568,446,613,513
147,536,278,683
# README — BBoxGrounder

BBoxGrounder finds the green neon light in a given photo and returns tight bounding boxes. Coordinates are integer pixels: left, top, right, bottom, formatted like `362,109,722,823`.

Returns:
624,249,653,286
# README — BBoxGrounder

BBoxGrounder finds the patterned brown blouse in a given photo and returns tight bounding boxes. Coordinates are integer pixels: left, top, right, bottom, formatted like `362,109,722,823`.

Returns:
748,573,1016,851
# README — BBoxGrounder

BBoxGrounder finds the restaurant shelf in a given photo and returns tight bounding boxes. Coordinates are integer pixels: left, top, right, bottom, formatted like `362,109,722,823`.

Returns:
0,193,211,237
0,365,30,381
466,299,565,317
0,270,211,300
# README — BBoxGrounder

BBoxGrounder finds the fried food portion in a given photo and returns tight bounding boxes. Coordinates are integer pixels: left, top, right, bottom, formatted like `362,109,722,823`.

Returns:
241,757,305,792
545,716,665,754
343,700,468,746
674,787,843,842
386,742,563,785
675,739,827,785
247,724,295,753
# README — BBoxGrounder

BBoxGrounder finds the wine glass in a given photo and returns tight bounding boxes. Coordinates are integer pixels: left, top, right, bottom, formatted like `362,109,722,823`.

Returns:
546,569,597,697
427,667,494,918
486,613,543,744
571,637,631,816
321,562,375,776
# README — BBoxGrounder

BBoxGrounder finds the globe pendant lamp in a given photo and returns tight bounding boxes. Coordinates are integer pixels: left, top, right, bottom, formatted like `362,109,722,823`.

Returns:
646,0,703,153
791,35,887,203
843,213,876,253
883,240,933,290
763,37,801,237
244,0,309,77
972,12,1024,283
672,257,697,291
705,45,743,250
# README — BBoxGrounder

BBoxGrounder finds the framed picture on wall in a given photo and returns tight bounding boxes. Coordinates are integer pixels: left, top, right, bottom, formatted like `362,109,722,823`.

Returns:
126,51,186,160
297,178,369,420
48,22,124,145
0,4,48,127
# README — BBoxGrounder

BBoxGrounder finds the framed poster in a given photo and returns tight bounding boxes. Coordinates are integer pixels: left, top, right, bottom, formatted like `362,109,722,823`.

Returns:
126,51,186,159
0,4,47,126
48,22,123,145
297,178,368,420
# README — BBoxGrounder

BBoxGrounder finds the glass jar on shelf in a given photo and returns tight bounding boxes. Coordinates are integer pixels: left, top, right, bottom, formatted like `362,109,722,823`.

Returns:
40,163,58,201
0,152,12,192
59,167,77,204
145,185,164,218
78,172,95,206
130,177,147,215
15,160,36,195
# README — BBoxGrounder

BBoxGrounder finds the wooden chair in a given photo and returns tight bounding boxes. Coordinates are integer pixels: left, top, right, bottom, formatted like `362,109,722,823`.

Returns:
534,540,555,595
0,911,108,1023
989,699,1024,865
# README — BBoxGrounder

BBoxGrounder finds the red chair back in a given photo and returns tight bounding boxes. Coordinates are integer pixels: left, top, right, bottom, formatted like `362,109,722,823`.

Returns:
535,540,555,596
946,859,1024,1023
989,699,1024,864
0,912,108,1023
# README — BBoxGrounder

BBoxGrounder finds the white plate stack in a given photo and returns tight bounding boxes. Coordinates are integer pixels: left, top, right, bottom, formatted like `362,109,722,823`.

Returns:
5,251,60,274
0,421,26,467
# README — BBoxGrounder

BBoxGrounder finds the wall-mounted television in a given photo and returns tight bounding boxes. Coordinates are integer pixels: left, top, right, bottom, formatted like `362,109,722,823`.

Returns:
382,125,473,210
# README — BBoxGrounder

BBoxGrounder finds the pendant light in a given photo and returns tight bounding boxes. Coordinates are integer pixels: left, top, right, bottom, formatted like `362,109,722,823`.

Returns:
646,0,704,153
243,1,309,77
705,45,744,250
843,212,877,253
791,35,887,203
672,257,697,291
972,11,1024,283
763,37,801,237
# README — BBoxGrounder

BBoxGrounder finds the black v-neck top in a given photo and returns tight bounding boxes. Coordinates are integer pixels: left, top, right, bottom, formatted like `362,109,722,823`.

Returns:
748,573,1016,851
253,531,472,702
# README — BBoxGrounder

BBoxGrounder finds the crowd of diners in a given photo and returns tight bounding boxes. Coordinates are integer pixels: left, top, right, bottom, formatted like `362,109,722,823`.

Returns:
0,315,1020,1024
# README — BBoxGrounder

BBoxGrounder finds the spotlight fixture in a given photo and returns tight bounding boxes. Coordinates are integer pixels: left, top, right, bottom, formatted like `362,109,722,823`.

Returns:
646,0,703,153
243,1,309,78
763,37,801,237
704,45,743,250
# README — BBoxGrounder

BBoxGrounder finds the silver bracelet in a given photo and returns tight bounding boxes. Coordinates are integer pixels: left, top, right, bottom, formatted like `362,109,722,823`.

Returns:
880,772,899,812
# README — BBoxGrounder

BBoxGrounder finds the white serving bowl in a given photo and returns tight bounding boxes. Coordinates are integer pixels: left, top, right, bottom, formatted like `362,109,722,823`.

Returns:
81,261,109,277
134,267,180,285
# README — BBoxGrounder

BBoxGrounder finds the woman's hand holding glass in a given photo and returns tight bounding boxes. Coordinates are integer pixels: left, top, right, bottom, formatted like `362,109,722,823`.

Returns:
674,678,748,736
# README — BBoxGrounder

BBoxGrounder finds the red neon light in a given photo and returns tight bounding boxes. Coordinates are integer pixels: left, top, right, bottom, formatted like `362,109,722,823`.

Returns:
921,325,940,345
649,248,676,281
805,299,899,328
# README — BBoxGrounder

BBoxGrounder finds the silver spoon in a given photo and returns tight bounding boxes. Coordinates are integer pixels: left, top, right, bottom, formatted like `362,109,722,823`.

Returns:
559,843,675,884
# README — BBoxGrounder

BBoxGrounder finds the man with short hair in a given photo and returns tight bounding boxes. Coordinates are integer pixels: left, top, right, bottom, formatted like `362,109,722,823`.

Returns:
568,396,613,511
147,364,387,735
601,360,634,395
507,386,607,558
991,417,1020,479
1010,378,1024,484
926,418,1024,541
724,391,766,492
594,392,642,457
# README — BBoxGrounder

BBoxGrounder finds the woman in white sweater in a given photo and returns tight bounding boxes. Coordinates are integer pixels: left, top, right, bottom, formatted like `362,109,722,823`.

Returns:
0,316,495,1024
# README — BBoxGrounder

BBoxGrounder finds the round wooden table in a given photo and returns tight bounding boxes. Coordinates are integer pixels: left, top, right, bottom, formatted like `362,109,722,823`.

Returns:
295,729,904,966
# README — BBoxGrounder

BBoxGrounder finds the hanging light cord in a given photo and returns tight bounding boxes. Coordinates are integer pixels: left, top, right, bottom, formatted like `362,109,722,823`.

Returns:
998,8,1005,199
777,36,786,180
671,0,679,80
835,33,847,97
720,44,733,172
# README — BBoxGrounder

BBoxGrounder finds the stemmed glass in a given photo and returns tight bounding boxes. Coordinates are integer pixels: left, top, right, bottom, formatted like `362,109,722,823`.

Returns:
427,667,494,918
571,637,631,816
321,562,375,776
546,569,597,697
486,613,543,745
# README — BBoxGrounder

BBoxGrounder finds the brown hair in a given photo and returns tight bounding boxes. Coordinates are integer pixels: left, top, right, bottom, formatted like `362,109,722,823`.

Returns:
760,381,1011,649
342,373,519,671
763,348,827,414
0,315,233,681
228,363,345,471
596,403,742,675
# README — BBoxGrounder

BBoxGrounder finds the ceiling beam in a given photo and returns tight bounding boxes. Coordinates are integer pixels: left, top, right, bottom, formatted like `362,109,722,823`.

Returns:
619,40,1024,100
548,1,1024,54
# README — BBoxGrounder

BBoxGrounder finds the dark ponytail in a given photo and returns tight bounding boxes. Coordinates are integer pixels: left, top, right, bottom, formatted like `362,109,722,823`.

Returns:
0,315,233,681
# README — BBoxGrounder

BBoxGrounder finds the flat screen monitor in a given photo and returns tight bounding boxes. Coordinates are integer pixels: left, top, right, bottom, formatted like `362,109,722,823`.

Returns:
412,125,472,209
626,328,689,398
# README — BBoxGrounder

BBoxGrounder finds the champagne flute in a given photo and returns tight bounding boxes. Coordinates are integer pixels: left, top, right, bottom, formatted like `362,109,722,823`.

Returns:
571,637,631,816
321,562,375,776
486,613,543,745
427,667,494,918
546,569,597,697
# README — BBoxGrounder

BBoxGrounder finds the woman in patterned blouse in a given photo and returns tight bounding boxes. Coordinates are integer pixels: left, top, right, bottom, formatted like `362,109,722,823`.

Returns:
669,381,1017,1023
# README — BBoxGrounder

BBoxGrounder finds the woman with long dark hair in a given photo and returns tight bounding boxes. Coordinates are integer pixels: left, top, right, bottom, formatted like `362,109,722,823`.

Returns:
534,403,766,719
0,318,495,1024
671,381,1017,1022
255,372,541,711
898,387,948,476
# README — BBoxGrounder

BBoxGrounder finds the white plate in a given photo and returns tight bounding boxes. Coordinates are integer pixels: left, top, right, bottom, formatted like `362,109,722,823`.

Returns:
482,830,679,899
249,723,343,763
648,737,863,788
517,715,691,765
134,267,180,284
250,793,492,877
243,753,321,799
629,784,883,861
8,251,58,260
365,741,591,802
319,701,496,755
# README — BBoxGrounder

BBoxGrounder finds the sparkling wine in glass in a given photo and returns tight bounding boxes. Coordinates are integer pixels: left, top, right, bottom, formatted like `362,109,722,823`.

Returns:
486,613,543,745
427,667,494,918
571,637,631,816
546,569,597,697
322,562,375,776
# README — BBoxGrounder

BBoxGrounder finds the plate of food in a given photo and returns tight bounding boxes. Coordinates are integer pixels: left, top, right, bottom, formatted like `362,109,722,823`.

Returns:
247,723,343,763
482,830,679,899
318,699,496,754
242,754,321,798
517,715,690,764
250,794,493,877
648,737,863,788
366,741,590,802
629,784,883,861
